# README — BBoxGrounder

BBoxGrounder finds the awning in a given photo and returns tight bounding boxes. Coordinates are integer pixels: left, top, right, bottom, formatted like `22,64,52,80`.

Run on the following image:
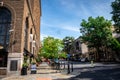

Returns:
24,48,34,57
0,49,8,55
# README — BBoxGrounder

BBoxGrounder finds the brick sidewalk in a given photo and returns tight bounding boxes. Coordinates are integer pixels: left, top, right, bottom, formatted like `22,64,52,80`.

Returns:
1,62,72,80
37,78,52,80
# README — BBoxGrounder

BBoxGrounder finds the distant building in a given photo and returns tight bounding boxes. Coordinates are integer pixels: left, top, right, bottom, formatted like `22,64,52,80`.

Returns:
73,38,88,59
73,38,82,55
112,28,120,61
0,0,41,75
113,33,120,41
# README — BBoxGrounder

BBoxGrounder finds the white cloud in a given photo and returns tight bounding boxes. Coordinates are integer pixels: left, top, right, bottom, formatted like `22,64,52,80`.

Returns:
40,34,48,41
41,22,80,32
62,26,80,32
76,4,92,18
58,0,113,20
41,22,54,27
92,2,112,17
40,34,61,41
59,0,76,10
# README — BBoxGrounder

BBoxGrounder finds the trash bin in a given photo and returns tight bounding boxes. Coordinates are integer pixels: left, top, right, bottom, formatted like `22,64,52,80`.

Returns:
21,67,27,75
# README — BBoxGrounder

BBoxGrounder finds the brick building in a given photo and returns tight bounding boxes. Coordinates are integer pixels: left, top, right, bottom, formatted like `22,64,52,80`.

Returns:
73,38,88,59
0,0,41,75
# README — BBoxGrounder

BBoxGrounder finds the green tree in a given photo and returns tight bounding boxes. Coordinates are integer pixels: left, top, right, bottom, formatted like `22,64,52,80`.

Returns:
58,52,67,59
63,36,75,54
111,0,120,33
108,37,120,60
111,0,120,60
40,36,63,59
80,16,112,61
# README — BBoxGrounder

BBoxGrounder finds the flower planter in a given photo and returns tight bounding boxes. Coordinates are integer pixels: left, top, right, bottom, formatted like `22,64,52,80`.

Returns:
21,67,27,75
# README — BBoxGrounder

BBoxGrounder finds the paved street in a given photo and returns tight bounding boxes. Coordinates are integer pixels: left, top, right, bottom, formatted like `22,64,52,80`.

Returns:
0,62,120,80
55,61,120,80
56,66,120,80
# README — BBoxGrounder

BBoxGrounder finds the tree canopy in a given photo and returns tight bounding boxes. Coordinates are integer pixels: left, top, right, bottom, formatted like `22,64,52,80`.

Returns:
80,16,112,46
62,36,75,54
39,36,64,59
111,0,120,33
80,16,113,60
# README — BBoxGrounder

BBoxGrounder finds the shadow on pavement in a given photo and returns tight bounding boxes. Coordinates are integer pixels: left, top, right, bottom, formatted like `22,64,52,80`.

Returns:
53,67,120,80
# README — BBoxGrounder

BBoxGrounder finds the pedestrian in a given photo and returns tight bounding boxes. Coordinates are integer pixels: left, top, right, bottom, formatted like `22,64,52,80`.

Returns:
30,62,37,74
54,58,60,72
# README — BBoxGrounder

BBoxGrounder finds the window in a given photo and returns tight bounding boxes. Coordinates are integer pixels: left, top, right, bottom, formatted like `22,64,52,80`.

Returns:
76,42,79,50
30,28,33,53
10,60,18,71
0,7,11,49
30,28,32,34
24,17,29,49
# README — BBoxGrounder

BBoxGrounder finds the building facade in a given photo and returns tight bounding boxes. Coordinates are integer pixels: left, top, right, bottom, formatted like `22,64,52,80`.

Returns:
72,38,88,60
0,0,41,75
73,38,82,55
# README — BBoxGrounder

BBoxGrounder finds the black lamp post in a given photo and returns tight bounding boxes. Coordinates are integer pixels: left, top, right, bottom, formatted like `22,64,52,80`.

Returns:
64,39,72,74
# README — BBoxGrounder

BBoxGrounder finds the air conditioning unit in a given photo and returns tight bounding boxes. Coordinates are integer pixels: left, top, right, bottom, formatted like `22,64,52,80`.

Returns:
30,34,33,42
0,2,3,6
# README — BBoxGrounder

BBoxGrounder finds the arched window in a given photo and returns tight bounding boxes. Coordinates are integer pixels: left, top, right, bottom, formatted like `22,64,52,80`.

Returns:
0,7,11,50
30,28,32,53
24,17,29,49
30,28,32,34
0,7,11,67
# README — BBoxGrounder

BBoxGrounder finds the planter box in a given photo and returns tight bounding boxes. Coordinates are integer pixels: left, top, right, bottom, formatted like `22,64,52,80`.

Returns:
21,67,27,75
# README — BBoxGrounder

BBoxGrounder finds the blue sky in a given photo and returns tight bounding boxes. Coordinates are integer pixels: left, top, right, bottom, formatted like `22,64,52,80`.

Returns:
41,0,114,41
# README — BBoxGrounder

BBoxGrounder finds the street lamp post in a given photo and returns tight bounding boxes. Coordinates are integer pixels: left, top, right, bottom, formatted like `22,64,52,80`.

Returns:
67,53,70,74
64,39,72,74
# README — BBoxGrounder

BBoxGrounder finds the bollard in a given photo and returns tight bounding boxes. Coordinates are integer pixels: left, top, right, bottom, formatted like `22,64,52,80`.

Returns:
71,62,73,72
67,62,70,74
91,60,94,67
60,61,62,67
64,62,65,69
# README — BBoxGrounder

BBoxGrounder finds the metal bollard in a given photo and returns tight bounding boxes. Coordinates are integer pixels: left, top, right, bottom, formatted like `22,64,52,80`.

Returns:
71,62,73,72
67,61,70,74
91,60,94,67
60,61,62,67
64,62,65,69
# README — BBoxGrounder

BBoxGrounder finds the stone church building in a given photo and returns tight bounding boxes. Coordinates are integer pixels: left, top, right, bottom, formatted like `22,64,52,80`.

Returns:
0,0,41,75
